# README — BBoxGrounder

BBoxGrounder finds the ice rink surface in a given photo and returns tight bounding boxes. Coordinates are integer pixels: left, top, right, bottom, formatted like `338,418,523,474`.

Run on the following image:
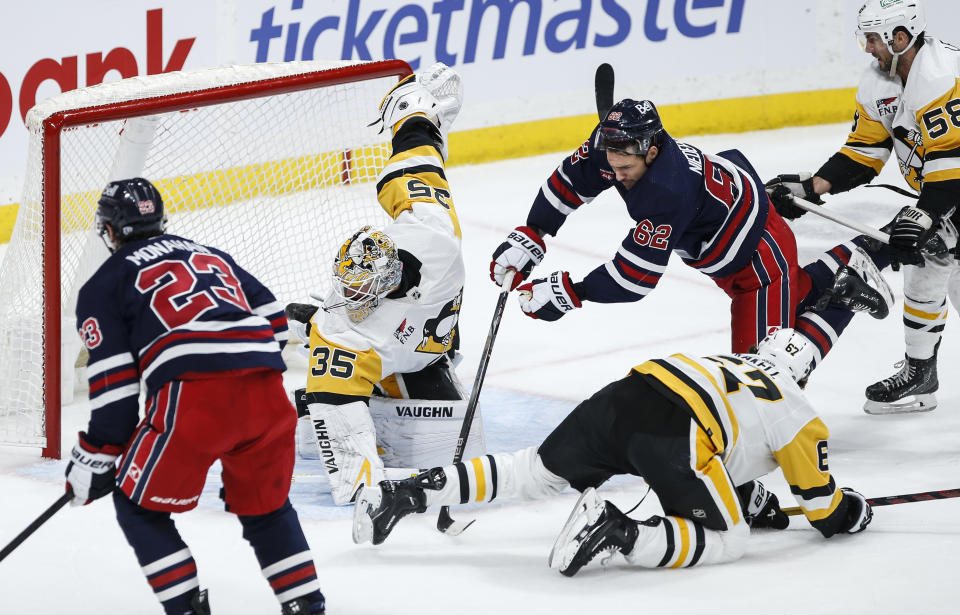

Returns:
2,122,958,613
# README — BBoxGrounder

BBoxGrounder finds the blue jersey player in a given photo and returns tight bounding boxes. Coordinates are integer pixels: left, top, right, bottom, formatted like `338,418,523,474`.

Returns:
490,99,896,367
65,178,325,615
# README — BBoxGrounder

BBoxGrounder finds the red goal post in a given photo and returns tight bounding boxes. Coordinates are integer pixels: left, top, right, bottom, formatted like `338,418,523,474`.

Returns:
0,59,411,458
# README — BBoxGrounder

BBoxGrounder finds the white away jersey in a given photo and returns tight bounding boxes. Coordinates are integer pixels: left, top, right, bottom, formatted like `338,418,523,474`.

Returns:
306,123,465,402
841,37,960,192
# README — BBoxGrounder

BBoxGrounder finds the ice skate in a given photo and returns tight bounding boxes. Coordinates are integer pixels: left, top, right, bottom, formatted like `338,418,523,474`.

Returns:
352,477,428,545
864,355,938,414
816,247,894,319
548,488,638,577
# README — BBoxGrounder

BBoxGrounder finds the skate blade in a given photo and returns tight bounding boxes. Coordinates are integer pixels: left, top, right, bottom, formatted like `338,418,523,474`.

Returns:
863,394,937,415
547,487,602,571
352,485,381,544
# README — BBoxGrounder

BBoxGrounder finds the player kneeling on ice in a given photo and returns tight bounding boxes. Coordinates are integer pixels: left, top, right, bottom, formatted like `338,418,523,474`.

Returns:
353,328,872,575
67,179,325,614
285,63,485,506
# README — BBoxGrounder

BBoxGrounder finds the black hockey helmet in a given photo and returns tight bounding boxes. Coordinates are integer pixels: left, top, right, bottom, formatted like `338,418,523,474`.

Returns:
595,98,664,156
95,177,166,250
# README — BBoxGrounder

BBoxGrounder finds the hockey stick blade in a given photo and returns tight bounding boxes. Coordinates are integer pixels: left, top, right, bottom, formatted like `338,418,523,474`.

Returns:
595,63,614,120
783,487,960,516
437,506,476,536
0,491,72,563
437,269,515,535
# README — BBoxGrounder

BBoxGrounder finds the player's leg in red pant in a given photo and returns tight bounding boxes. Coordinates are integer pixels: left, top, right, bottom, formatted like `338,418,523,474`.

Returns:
715,210,808,352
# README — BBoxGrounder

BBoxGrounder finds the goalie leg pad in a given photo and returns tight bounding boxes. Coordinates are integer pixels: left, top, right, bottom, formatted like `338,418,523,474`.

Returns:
307,399,385,506
368,395,485,469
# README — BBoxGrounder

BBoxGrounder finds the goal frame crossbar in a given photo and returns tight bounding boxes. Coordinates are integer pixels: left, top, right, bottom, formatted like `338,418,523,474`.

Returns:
33,59,410,457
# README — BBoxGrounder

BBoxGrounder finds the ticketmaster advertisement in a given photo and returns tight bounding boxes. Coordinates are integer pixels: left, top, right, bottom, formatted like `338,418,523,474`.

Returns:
0,0,958,203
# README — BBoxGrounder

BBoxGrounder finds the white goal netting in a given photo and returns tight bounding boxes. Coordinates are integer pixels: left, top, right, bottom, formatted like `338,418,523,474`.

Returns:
0,60,407,454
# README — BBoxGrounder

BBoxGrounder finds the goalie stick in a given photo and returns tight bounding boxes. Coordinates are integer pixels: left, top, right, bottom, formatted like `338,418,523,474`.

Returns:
782,486,960,517
437,269,516,535
594,63,614,121
0,491,72,563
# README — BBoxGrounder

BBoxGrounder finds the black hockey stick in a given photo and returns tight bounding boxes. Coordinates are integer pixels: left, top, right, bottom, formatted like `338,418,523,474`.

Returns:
595,63,615,120
437,269,516,535
0,491,72,563
782,487,960,517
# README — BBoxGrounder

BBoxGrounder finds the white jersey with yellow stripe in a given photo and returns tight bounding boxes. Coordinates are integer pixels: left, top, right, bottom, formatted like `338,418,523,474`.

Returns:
308,146,465,400
303,120,465,505
632,353,842,528
841,37,960,193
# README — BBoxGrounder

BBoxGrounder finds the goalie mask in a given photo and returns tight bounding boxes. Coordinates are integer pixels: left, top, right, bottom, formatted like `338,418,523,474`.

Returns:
594,99,665,156
329,226,403,323
754,328,817,385
95,177,167,252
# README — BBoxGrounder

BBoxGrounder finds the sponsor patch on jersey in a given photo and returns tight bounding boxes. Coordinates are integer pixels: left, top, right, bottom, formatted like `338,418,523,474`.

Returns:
875,96,898,117
393,319,415,343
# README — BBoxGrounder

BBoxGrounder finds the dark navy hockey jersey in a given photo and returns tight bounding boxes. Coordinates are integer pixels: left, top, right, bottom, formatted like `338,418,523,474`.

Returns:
75,234,288,446
527,128,770,303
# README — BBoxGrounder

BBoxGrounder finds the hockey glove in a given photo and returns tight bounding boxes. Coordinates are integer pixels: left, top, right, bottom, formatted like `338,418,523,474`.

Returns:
889,206,936,254
517,271,581,321
65,432,122,506
490,226,547,290
765,173,824,220
737,480,789,530
839,487,873,534
285,302,318,342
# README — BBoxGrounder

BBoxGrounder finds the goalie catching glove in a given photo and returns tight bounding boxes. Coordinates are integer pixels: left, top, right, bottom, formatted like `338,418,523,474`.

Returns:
517,271,581,321
765,173,823,220
490,226,546,290
373,62,462,159
65,432,122,506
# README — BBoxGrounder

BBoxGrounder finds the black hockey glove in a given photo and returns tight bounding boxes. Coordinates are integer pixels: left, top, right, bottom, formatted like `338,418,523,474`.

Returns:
65,432,122,506
516,271,581,321
839,487,873,534
737,481,789,530
889,206,936,252
285,302,319,341
875,206,933,270
765,173,824,220
490,226,546,290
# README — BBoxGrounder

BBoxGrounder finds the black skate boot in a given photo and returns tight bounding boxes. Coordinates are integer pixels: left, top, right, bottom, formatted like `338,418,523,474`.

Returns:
815,247,894,319
188,589,210,615
352,468,446,545
548,488,639,577
864,354,938,414
281,595,326,614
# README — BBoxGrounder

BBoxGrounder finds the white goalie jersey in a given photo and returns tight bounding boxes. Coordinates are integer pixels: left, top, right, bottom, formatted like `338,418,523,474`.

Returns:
302,115,467,505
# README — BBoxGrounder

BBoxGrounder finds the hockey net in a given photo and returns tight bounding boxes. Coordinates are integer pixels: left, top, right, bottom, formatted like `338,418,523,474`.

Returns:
0,59,410,457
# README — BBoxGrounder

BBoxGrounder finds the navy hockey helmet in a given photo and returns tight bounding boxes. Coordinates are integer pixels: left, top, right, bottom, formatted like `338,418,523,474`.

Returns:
95,177,166,250
595,99,665,156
